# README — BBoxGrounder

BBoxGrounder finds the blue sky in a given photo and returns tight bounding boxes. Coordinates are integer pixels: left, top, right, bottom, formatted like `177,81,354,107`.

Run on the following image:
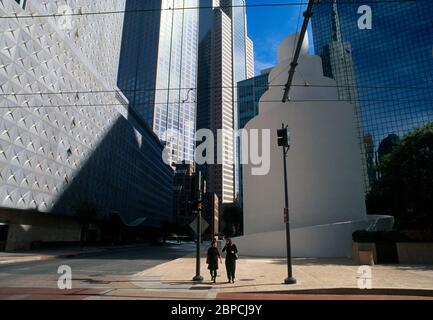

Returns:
246,0,312,75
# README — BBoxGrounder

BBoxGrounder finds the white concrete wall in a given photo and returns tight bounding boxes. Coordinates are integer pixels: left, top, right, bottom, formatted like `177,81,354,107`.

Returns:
237,33,369,257
243,101,367,235
236,220,369,258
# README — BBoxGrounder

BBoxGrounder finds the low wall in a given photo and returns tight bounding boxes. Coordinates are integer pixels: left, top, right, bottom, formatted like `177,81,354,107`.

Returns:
397,243,433,265
0,208,81,251
235,220,369,258
235,215,393,258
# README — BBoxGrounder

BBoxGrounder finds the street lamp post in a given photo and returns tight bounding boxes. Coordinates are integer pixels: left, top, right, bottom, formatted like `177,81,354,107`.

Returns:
277,124,297,285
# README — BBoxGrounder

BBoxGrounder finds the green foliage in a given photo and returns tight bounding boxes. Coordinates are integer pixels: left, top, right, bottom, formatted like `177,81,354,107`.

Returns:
367,122,433,229
221,203,243,237
353,230,402,243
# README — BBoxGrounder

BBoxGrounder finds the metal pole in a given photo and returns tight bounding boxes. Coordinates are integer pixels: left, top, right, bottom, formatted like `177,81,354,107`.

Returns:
282,0,315,103
193,172,204,282
192,210,203,281
282,125,296,285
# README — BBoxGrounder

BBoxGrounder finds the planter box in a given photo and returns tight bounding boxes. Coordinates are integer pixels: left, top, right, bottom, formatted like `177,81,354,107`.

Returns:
358,251,375,265
375,241,399,264
353,242,377,265
397,243,433,265
353,241,399,264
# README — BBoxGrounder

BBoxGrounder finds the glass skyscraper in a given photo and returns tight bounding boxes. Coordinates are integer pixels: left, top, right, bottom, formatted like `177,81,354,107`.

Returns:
238,71,270,129
118,0,199,165
197,0,253,205
311,0,433,187
237,70,270,207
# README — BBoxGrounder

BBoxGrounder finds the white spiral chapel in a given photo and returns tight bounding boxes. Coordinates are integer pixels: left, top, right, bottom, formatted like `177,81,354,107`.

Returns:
235,33,392,258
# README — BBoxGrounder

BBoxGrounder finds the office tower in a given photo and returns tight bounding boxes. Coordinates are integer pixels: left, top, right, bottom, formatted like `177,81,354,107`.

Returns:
238,70,270,129
174,162,196,227
246,36,255,79
0,0,173,250
118,0,199,165
237,70,270,206
197,0,253,207
173,162,219,237
316,0,368,190
312,0,433,187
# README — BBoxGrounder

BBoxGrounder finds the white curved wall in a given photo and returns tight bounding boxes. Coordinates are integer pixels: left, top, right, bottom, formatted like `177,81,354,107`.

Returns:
243,101,367,235
236,33,369,257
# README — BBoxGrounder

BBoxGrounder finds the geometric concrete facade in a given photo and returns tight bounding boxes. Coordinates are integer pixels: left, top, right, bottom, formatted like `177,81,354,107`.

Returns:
0,0,174,249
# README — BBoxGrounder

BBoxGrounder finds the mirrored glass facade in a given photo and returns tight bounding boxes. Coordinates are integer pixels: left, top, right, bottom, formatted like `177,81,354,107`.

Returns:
311,0,433,187
118,0,199,165
237,71,270,207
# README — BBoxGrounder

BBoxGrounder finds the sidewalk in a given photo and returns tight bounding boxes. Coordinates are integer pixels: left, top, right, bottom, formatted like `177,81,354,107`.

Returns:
0,244,149,265
123,253,433,299
1,246,432,300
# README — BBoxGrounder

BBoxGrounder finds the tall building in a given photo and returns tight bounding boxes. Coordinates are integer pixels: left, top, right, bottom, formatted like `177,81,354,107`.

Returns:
319,0,367,190
238,70,270,129
237,70,270,206
0,0,174,250
118,0,199,165
312,0,433,187
197,0,253,207
173,162,219,237
246,36,255,79
174,162,196,227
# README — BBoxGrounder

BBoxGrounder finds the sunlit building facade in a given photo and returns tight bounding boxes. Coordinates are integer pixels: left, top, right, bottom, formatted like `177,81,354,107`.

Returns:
0,0,174,250
197,0,253,206
118,0,199,165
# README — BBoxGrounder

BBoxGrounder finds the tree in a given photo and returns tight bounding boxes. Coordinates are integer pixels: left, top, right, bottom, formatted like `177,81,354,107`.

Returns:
221,203,243,237
367,122,433,229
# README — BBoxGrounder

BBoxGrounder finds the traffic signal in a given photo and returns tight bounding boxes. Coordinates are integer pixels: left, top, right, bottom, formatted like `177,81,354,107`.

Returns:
277,127,289,147
191,170,206,203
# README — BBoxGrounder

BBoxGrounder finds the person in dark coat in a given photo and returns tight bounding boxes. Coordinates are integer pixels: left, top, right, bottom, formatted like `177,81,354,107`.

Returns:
222,237,238,283
207,240,222,283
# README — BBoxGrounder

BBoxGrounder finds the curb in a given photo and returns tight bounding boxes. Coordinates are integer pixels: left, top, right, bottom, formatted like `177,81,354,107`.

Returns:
223,288,433,297
0,244,150,266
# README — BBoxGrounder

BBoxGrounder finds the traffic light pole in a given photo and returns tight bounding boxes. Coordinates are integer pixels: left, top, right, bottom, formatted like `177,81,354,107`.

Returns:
279,124,296,285
192,208,203,282
193,172,204,282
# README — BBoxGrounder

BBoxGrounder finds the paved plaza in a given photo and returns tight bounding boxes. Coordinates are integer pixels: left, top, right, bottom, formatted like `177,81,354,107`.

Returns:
0,244,431,300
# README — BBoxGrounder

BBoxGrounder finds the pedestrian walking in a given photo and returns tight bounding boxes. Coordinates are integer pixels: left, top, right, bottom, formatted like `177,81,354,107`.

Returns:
222,237,238,283
206,240,222,283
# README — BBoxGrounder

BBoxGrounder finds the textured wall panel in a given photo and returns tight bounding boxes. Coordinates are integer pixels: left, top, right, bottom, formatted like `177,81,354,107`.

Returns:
0,0,174,226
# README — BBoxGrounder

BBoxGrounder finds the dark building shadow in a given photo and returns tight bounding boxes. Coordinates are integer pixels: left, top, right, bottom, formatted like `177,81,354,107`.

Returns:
51,110,174,229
